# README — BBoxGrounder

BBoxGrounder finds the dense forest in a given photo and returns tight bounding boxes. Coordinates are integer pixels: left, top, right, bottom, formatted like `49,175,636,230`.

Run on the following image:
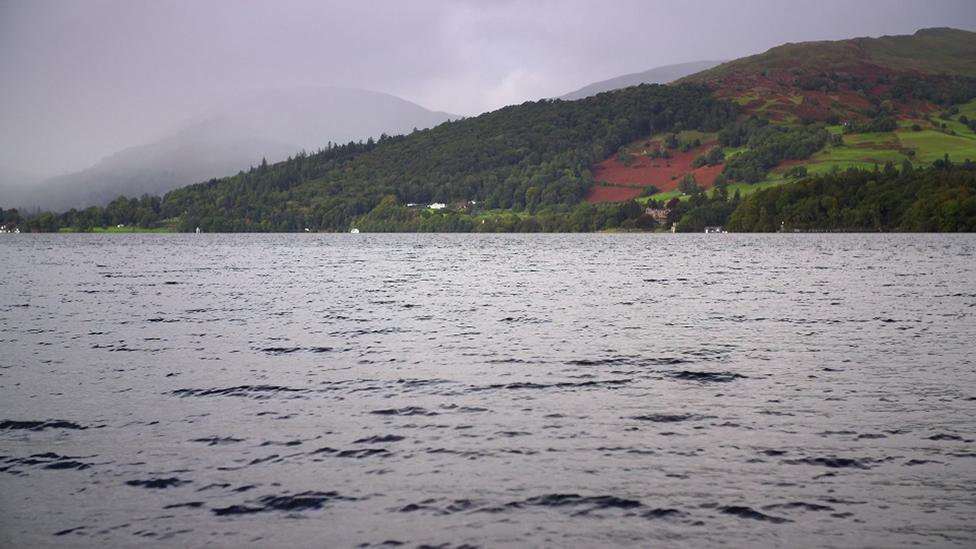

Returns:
349,195,652,233
315,161,976,233
719,119,832,183
728,159,976,232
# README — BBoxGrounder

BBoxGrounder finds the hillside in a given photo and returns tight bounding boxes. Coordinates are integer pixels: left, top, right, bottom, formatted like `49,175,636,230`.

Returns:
728,162,976,232
581,29,976,206
159,85,736,232
12,29,976,234
21,85,736,232
681,28,976,122
27,118,297,212
561,60,723,101
585,131,725,202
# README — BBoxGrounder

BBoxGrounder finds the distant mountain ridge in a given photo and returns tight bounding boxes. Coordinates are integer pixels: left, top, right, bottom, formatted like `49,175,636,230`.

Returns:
2,87,456,210
560,60,724,100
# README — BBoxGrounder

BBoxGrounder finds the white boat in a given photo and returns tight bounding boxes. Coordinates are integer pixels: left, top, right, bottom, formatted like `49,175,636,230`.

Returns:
350,228,360,234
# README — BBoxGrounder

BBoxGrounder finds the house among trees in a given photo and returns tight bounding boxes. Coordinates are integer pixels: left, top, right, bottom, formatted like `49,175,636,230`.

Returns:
644,207,670,224
645,198,680,225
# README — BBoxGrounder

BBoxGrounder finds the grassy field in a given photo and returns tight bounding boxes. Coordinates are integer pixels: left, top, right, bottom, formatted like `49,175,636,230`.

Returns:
474,209,530,221
894,100,976,163
957,97,976,119
804,141,905,174
940,117,972,137
776,114,975,175
723,146,750,158
898,129,975,163
717,178,789,197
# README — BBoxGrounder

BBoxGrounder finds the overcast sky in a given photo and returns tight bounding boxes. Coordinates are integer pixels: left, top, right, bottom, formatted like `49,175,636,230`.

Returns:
1,0,975,176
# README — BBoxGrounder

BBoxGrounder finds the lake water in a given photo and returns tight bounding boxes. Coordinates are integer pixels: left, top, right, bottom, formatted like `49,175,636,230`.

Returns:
1,234,975,548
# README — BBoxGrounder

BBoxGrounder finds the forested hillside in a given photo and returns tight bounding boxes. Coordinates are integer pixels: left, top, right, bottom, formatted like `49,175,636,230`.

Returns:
728,159,976,232
23,85,737,232
8,29,976,233
332,161,975,233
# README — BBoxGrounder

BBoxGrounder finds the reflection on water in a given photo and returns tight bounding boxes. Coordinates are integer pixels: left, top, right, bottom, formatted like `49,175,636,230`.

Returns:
1,234,975,547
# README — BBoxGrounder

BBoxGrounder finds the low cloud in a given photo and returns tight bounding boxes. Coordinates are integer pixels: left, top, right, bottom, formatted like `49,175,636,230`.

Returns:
0,0,973,176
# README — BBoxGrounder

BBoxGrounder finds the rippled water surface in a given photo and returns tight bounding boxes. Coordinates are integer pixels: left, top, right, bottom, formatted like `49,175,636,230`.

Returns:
1,234,975,548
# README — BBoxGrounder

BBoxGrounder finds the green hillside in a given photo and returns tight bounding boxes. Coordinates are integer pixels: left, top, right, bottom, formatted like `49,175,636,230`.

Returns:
646,29,976,209
10,28,976,233
662,97,976,205
728,162,976,232
22,85,736,232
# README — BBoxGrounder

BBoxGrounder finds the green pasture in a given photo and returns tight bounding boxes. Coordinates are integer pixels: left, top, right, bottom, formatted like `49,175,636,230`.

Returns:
897,129,976,163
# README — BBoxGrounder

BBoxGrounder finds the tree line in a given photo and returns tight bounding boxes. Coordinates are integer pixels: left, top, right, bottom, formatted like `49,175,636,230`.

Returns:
728,159,976,232
0,207,22,227
347,159,976,233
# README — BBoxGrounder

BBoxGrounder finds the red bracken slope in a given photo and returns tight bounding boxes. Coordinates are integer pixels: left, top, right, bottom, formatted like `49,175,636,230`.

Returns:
586,140,723,203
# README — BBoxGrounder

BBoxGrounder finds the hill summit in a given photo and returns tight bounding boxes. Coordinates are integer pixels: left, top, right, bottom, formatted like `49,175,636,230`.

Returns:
680,27,976,122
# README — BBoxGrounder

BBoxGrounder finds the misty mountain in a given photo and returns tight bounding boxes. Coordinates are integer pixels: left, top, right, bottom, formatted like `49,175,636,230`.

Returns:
0,165,42,211
5,87,455,211
560,60,724,101
23,117,297,212
216,87,456,153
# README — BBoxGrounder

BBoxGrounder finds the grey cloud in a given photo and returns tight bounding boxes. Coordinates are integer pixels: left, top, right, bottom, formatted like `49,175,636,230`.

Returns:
1,0,974,177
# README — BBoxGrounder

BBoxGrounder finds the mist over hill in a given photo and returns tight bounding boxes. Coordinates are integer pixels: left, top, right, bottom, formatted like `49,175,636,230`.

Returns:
0,165,42,212
560,61,724,101
2,87,455,211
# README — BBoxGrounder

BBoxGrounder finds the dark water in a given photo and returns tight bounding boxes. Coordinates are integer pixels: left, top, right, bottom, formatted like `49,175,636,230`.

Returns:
1,234,975,548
